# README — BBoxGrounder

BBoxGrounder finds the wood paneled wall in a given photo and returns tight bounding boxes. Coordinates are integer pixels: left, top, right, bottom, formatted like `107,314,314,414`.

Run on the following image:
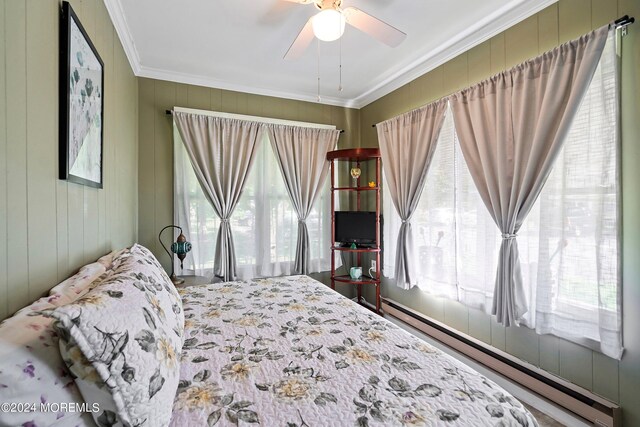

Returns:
359,1,640,425
4,0,633,422
0,0,139,320
137,78,359,288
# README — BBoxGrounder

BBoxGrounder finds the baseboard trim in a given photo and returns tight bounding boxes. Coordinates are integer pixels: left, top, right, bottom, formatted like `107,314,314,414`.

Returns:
381,298,620,427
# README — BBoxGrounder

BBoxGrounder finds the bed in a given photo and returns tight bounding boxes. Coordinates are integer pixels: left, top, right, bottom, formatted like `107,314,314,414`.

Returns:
172,275,538,426
0,246,537,427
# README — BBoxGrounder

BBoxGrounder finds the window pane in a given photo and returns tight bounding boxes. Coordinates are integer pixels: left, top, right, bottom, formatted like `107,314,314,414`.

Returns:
175,126,333,280
382,31,620,357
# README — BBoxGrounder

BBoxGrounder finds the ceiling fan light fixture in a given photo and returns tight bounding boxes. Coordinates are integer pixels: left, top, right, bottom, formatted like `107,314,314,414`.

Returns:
311,9,345,42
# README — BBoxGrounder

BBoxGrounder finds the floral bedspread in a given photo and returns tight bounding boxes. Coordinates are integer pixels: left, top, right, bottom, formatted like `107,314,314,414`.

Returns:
170,276,538,427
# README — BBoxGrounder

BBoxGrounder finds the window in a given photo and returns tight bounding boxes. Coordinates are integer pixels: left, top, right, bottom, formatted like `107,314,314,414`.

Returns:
174,119,334,280
384,31,621,357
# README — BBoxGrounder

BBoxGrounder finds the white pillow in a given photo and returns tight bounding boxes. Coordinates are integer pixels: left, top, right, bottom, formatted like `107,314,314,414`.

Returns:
51,244,184,427
0,298,86,427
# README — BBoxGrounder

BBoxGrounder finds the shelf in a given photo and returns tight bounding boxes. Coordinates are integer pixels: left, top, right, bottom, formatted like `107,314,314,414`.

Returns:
332,275,380,285
326,148,381,161
328,148,381,315
332,186,379,191
332,246,380,253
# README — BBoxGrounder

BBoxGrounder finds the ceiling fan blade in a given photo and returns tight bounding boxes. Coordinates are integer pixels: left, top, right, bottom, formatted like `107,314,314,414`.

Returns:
342,7,406,47
284,19,315,60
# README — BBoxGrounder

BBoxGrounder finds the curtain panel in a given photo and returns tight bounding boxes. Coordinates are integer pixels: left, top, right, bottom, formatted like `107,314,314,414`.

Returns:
377,100,448,289
266,125,339,274
449,25,610,327
381,25,621,358
174,128,335,281
173,112,263,282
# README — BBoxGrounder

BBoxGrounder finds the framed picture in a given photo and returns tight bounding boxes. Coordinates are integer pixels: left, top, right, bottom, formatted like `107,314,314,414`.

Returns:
59,1,104,188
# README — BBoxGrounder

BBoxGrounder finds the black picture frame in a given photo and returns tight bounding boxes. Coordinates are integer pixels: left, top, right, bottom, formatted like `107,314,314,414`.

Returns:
59,1,104,189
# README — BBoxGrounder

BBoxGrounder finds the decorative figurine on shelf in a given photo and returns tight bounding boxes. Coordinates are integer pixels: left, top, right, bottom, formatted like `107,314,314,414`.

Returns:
368,181,376,188
350,267,363,280
350,166,361,186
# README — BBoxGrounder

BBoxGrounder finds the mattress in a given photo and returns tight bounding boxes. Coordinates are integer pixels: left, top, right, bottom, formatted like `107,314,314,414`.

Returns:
171,275,538,426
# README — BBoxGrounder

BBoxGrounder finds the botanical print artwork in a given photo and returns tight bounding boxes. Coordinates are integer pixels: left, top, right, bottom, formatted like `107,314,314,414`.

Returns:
68,17,102,183
171,276,538,426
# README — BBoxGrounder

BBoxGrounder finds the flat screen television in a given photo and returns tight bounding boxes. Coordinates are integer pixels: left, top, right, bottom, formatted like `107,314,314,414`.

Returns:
334,211,379,245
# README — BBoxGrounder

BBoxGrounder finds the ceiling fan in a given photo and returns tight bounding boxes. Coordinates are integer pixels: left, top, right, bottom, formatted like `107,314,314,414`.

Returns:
283,0,407,59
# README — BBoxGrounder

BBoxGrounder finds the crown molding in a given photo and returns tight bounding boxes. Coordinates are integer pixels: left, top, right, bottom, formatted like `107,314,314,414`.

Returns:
103,0,142,75
137,65,357,108
351,0,558,108
103,0,557,110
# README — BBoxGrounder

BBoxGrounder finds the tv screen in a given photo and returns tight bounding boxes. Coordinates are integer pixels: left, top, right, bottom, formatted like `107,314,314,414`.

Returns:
335,211,378,245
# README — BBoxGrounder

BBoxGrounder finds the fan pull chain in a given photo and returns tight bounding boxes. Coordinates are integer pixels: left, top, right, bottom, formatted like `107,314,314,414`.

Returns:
338,36,343,92
317,39,321,102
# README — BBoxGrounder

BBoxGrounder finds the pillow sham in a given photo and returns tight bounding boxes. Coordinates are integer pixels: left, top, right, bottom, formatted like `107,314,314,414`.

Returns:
48,249,127,306
0,298,86,427
47,262,105,306
51,244,184,427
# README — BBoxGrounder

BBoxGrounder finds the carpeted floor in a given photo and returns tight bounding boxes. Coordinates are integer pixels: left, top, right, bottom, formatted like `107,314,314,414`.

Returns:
523,403,566,427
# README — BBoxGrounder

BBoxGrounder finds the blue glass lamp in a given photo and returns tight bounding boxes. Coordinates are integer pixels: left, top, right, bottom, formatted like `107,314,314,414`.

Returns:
159,225,192,285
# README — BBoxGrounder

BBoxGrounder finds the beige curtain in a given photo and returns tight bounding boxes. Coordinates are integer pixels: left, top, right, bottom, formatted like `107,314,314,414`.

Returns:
266,125,339,274
450,25,609,326
173,112,264,281
377,100,448,289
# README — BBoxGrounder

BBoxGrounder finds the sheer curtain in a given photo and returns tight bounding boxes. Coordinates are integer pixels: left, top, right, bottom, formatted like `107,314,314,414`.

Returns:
173,112,263,281
174,119,334,281
519,29,621,358
383,111,458,300
383,30,621,358
266,125,340,274
377,100,448,289
451,26,609,326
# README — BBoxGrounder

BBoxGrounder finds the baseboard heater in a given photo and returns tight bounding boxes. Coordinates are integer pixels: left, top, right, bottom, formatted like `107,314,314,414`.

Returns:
381,298,620,427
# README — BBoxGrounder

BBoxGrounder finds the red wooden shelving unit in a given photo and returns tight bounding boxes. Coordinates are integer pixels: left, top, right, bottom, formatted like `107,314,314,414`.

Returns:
327,148,381,314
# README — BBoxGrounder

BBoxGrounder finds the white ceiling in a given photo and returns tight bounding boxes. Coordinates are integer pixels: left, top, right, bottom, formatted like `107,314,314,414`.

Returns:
105,0,556,108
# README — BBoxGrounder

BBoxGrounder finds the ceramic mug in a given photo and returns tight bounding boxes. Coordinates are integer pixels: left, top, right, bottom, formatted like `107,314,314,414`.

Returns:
350,266,363,280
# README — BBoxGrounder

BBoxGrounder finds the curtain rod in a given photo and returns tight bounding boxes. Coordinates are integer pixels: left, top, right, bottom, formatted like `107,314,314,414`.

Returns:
371,15,634,129
166,109,345,133
614,14,634,27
